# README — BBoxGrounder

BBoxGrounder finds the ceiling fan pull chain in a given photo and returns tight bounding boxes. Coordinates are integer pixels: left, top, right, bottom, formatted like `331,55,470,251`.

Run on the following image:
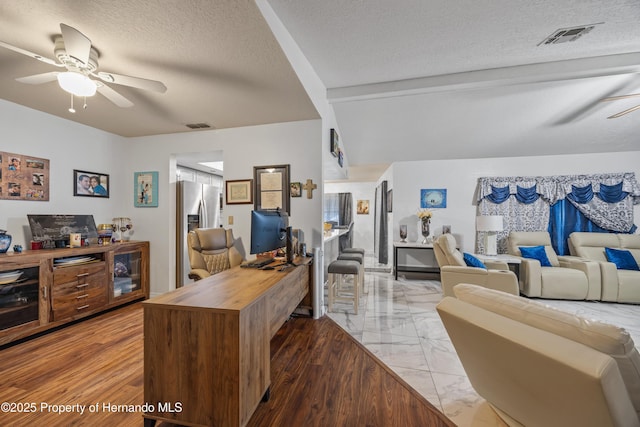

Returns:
83,97,88,110
68,94,75,113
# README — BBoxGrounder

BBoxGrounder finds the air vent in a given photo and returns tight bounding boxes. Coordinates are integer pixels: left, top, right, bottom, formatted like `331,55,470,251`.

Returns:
185,123,213,129
538,22,603,46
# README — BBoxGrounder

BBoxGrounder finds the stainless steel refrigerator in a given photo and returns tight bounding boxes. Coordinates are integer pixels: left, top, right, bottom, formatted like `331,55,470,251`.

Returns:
176,180,221,286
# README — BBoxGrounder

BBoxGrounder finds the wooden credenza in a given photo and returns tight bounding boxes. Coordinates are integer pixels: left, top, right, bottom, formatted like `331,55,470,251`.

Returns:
142,257,311,427
0,241,149,346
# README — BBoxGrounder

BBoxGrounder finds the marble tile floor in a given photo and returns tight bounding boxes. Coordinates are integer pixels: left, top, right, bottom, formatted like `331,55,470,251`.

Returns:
325,268,640,426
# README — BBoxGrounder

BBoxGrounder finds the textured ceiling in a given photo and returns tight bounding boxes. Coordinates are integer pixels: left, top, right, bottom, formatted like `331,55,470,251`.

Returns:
1,1,640,180
0,0,319,137
266,0,640,177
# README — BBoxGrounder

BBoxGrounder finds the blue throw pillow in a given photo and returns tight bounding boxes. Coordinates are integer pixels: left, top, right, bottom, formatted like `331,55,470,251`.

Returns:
605,247,640,271
463,252,487,269
519,245,552,267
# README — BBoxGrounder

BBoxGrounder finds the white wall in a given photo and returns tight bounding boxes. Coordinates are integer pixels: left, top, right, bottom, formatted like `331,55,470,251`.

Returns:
325,151,640,266
124,119,323,295
1,100,323,296
1,100,128,245
390,151,640,254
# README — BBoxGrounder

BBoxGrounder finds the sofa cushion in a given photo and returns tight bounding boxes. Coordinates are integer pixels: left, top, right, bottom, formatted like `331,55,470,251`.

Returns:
463,252,486,269
519,245,552,267
453,283,640,416
606,247,640,271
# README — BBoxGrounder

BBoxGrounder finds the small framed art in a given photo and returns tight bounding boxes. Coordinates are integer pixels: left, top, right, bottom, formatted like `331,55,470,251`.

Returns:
226,179,253,204
290,182,302,197
330,128,339,157
134,171,158,207
421,188,447,209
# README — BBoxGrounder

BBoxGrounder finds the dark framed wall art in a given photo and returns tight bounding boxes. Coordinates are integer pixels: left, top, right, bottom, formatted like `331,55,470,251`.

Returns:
253,164,290,214
74,169,109,198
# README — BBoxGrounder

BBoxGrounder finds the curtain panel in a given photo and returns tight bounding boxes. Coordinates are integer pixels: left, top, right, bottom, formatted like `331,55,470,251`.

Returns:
476,173,640,254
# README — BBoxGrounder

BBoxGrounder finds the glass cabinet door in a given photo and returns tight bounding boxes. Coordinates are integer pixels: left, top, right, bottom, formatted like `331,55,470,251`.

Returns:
0,267,39,331
113,252,142,298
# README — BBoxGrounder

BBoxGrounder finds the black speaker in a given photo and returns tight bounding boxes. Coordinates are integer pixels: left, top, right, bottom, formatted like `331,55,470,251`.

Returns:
286,226,294,264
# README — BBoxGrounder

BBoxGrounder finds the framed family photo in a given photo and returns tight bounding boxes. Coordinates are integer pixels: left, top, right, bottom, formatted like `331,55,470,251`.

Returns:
73,169,109,198
134,171,158,207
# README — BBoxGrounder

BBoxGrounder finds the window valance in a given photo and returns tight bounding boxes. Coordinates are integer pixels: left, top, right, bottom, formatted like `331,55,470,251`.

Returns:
477,173,640,205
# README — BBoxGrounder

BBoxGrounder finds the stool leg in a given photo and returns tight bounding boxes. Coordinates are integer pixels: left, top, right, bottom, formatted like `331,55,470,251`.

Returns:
354,272,359,315
328,273,334,312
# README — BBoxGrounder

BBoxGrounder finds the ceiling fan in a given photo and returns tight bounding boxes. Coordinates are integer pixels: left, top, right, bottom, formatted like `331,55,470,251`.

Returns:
0,23,166,112
599,93,640,119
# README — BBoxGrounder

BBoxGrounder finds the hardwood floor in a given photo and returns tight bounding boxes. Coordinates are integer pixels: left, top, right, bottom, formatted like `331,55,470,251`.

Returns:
0,303,453,426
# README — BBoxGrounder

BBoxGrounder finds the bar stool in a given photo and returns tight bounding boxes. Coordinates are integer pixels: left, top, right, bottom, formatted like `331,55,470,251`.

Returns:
342,247,365,257
327,259,362,314
338,252,365,294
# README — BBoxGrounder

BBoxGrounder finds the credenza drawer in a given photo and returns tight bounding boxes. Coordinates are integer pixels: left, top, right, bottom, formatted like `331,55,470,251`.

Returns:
52,262,108,321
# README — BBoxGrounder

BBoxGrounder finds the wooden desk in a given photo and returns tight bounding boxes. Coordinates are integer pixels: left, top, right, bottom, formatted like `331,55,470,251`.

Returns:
142,257,311,427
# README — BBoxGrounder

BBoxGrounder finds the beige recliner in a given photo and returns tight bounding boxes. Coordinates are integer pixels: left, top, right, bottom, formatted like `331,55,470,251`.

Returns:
507,231,601,300
433,234,519,297
569,232,640,303
437,284,640,427
187,227,244,281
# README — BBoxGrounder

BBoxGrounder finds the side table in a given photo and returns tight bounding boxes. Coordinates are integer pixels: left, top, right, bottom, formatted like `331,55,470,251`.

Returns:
474,253,521,279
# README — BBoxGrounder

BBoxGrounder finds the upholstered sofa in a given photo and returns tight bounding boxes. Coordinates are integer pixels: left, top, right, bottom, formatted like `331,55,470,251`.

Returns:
437,284,640,427
187,227,244,280
433,234,519,297
507,231,601,300
568,232,640,303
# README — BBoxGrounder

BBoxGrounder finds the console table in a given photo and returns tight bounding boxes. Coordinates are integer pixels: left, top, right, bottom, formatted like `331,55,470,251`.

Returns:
142,257,311,427
0,241,149,346
394,242,440,279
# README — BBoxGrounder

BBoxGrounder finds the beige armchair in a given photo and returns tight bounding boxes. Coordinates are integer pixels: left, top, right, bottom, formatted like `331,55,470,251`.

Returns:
507,231,601,300
437,284,640,427
433,234,519,297
187,227,244,281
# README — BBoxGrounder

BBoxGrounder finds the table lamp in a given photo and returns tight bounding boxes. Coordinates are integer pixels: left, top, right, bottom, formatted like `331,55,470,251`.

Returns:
476,215,503,256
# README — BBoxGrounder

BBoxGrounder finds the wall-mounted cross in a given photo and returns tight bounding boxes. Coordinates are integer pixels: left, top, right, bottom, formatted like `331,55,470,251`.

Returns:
302,179,317,199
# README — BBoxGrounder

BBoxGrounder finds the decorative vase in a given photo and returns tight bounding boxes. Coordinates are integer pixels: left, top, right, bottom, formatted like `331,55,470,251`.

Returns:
399,225,407,242
0,230,12,253
420,218,430,244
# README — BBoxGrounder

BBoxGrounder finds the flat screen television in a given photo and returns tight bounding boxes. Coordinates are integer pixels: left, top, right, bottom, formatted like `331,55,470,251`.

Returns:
250,210,289,255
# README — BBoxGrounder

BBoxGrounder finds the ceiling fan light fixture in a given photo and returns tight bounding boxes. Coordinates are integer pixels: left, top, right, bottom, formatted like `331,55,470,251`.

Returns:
57,71,96,97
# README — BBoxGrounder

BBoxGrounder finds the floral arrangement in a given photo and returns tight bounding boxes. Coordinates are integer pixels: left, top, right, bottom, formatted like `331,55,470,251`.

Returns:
417,209,432,220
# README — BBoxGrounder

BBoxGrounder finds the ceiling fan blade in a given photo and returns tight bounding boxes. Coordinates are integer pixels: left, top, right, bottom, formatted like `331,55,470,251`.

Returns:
600,93,640,102
96,83,134,108
16,71,59,85
607,104,640,119
0,40,60,66
95,71,167,93
60,23,91,66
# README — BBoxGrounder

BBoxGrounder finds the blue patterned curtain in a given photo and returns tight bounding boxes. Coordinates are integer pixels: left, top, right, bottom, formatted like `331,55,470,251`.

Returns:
477,173,640,254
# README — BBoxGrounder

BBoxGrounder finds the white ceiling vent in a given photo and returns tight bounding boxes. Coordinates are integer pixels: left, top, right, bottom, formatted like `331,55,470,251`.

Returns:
538,23,603,46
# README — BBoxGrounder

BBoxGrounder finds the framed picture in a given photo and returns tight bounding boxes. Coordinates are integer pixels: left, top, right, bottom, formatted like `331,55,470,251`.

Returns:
330,128,339,157
134,171,158,207
290,182,302,198
226,179,253,204
74,169,109,198
357,199,370,215
1,151,50,201
443,225,451,234
421,188,447,209
253,164,290,214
